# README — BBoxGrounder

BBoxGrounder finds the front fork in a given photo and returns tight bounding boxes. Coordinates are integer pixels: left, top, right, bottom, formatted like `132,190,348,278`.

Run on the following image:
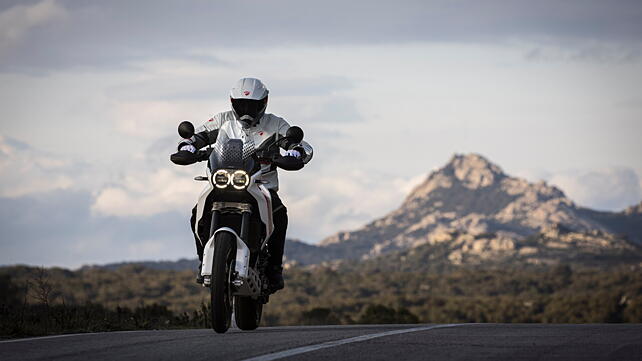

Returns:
208,209,251,240
202,208,251,287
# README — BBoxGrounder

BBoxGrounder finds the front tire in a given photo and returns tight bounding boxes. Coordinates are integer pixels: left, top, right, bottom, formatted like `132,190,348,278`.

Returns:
211,232,235,333
234,296,263,330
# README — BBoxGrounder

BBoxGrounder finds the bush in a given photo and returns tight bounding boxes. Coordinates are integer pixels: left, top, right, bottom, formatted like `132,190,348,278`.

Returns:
357,304,419,324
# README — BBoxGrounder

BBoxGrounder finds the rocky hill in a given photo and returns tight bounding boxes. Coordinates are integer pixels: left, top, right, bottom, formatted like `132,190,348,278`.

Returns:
285,153,642,267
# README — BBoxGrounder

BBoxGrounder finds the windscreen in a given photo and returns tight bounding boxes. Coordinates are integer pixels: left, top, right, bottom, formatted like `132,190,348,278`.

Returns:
209,120,256,172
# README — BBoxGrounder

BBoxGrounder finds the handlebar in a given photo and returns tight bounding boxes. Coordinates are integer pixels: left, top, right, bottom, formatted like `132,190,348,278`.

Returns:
171,141,304,171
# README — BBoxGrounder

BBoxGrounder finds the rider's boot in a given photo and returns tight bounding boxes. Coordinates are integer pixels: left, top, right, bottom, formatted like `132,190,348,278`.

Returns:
266,265,284,292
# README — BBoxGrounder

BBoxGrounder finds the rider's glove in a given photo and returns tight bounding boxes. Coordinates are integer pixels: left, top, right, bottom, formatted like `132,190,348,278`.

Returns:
180,145,197,153
284,149,301,158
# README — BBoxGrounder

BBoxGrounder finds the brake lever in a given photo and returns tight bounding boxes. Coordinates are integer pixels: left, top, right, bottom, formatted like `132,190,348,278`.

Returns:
196,150,210,162
255,152,273,164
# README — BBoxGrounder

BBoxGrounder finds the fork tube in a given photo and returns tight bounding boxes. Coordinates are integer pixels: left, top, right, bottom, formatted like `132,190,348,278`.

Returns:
209,211,220,239
239,211,251,240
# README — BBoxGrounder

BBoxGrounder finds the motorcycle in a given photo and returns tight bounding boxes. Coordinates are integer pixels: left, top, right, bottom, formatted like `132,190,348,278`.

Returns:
171,118,305,333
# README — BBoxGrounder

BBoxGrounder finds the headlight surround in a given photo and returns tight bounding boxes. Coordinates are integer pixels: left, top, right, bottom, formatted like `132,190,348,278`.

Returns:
212,169,250,190
231,170,250,190
213,170,231,189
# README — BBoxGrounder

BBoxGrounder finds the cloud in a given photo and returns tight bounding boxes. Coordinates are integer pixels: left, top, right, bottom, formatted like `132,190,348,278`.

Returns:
0,133,198,219
308,97,364,123
524,43,642,64
91,168,200,217
127,240,169,260
279,168,426,241
0,134,78,197
548,168,642,211
278,95,364,126
86,132,205,217
0,0,67,53
2,0,641,73
112,100,203,139
0,189,194,268
0,134,199,267
269,76,355,97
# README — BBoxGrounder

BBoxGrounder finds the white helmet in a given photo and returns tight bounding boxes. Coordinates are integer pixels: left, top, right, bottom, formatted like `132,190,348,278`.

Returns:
230,78,269,125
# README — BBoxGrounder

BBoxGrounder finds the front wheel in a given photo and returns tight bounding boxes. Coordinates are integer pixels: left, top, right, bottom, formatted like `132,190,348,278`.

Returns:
211,232,235,333
234,296,263,330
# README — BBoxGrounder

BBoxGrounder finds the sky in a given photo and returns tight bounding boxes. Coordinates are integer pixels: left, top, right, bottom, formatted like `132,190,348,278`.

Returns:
1,0,641,268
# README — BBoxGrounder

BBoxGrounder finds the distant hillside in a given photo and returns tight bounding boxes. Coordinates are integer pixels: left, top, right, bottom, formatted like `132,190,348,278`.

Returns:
82,258,200,272
83,240,329,272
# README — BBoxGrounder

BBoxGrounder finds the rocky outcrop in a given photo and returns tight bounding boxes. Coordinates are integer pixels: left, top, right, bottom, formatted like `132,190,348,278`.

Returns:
306,153,642,266
623,201,642,215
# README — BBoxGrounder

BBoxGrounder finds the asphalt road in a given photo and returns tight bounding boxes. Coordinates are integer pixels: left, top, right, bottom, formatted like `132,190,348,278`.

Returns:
1,324,641,361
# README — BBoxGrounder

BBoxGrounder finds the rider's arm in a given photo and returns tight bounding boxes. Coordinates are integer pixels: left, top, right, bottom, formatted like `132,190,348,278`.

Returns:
275,117,314,164
177,114,224,151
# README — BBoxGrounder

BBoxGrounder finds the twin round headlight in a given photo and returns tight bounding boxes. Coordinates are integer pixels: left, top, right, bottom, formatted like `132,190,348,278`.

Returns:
213,169,250,190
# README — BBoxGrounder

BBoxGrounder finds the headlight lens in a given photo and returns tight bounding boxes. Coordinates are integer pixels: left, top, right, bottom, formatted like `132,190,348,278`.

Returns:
213,170,230,188
231,170,250,190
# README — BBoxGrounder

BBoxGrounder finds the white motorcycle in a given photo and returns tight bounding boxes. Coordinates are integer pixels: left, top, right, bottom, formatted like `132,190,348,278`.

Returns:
171,119,305,333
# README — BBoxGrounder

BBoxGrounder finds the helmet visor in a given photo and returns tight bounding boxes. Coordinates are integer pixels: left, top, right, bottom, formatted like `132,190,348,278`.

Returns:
231,97,267,119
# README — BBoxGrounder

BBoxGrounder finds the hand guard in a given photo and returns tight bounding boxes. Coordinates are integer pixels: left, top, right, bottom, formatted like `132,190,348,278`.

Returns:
170,150,208,165
272,155,304,171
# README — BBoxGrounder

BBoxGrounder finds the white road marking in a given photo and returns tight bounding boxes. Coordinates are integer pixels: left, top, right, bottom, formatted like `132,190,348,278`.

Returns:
241,324,464,361
0,330,148,344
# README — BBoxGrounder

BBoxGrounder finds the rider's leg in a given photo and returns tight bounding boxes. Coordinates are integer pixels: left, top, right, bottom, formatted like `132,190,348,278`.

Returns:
191,205,205,284
191,205,204,261
269,207,288,266
267,191,288,291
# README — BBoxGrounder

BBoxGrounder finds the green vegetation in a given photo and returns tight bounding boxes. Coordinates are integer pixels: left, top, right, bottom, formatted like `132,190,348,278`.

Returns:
267,264,642,325
2,263,642,338
0,269,213,338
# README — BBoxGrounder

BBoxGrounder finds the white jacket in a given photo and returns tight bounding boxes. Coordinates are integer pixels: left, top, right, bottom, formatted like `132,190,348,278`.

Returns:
181,110,313,191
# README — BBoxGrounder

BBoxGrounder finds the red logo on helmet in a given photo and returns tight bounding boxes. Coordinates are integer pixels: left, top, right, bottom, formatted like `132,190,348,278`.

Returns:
243,90,250,96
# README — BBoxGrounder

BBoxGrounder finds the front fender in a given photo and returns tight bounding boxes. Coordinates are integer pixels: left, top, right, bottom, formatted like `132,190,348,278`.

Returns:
201,227,250,279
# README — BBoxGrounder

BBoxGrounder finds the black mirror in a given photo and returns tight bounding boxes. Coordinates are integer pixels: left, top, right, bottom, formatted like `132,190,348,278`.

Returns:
178,121,195,139
286,126,304,143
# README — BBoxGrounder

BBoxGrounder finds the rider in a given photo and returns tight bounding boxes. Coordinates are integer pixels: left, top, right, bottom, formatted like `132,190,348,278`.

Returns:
175,77,313,292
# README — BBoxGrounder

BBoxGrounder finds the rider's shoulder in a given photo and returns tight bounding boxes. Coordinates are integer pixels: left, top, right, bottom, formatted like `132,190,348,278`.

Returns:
203,111,234,127
263,112,284,120
262,113,289,125
215,110,236,121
